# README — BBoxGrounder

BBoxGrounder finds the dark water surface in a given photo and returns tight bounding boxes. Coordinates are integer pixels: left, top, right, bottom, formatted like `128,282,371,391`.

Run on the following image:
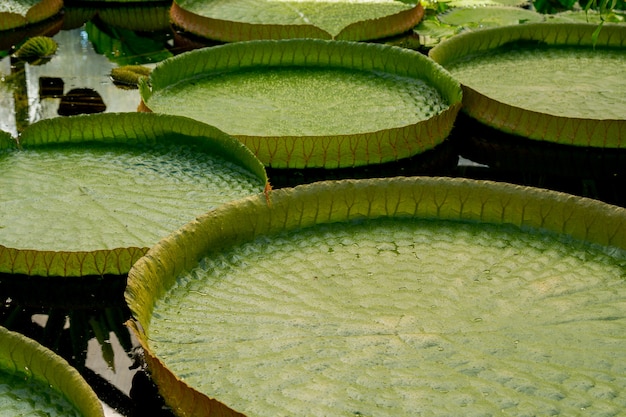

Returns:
1,5,625,417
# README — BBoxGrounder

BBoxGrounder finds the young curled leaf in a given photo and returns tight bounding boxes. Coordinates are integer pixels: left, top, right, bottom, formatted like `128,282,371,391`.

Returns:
110,65,152,88
14,36,58,64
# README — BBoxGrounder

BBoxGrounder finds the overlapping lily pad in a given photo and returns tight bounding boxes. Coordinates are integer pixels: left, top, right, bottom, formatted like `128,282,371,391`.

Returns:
414,6,545,47
139,39,462,168
126,177,626,417
0,0,63,31
0,113,267,277
170,0,423,42
0,325,103,417
429,23,626,147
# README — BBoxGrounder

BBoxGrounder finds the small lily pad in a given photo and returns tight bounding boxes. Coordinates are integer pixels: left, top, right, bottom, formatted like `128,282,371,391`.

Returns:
414,5,545,46
126,177,626,417
437,6,544,27
140,39,462,168
14,35,58,65
110,64,152,87
0,325,104,417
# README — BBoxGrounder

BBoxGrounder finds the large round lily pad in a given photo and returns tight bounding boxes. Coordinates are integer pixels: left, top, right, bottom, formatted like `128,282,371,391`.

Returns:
429,23,626,147
170,0,423,42
126,177,626,417
0,113,267,277
139,39,462,168
0,0,63,31
0,325,103,417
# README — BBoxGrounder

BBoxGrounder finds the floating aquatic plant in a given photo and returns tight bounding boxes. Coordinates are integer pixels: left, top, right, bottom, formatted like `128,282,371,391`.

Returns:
110,65,152,88
0,0,63,31
14,35,58,64
126,177,626,417
170,0,424,42
0,325,104,417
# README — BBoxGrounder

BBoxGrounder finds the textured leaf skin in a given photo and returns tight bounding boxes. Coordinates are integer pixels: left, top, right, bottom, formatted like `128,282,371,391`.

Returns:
140,39,462,168
429,23,626,147
0,325,104,417
0,12,28,31
170,0,423,42
1,113,267,277
97,5,171,31
0,130,15,149
18,112,268,183
0,0,63,31
126,177,626,417
14,35,57,58
110,65,152,86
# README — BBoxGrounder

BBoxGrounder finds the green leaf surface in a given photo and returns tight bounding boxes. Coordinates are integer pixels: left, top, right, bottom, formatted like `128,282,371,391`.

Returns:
96,5,172,32
0,113,267,277
0,326,104,417
0,130,14,149
14,35,58,60
414,6,545,46
140,39,462,168
547,9,626,23
0,0,63,31
429,23,626,147
447,0,531,6
438,6,544,26
126,177,626,417
171,0,423,41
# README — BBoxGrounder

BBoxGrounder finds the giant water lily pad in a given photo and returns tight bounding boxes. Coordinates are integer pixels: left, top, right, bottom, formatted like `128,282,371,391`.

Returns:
140,39,462,168
429,23,626,147
0,0,63,31
0,113,267,277
170,0,423,42
414,6,545,47
0,325,103,417
126,177,626,417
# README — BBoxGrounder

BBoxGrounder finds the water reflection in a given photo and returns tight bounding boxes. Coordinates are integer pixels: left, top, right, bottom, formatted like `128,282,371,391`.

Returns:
0,25,163,136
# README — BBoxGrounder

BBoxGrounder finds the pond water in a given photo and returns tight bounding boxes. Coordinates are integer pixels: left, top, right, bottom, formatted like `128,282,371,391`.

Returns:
1,5,625,417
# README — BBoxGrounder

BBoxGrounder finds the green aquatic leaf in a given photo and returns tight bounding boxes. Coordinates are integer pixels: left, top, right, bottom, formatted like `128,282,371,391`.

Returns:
14,35,58,64
96,4,172,31
547,9,626,22
413,18,460,47
447,0,531,6
170,0,424,41
0,0,63,31
0,326,104,417
0,130,14,149
438,6,545,27
0,113,267,277
126,177,626,417
110,64,152,87
140,39,462,168
414,6,544,46
429,23,626,147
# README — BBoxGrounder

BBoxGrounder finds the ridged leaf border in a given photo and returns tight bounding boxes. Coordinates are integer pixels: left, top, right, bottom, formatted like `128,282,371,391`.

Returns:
429,23,626,148
140,39,463,169
0,113,268,277
0,0,63,31
170,0,423,42
126,176,626,417
0,326,104,417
